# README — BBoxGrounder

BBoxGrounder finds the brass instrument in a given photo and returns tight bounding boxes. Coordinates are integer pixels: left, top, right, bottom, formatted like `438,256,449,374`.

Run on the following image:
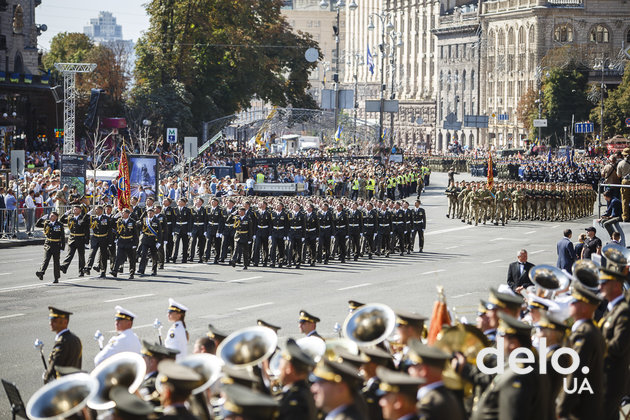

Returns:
572,259,600,290
341,303,396,347
602,243,630,275
528,264,571,299
296,337,326,363
216,326,278,369
324,338,359,361
26,373,98,420
178,354,224,395
87,351,146,410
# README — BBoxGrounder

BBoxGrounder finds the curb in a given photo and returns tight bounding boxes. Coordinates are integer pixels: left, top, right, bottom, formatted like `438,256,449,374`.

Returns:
0,239,45,249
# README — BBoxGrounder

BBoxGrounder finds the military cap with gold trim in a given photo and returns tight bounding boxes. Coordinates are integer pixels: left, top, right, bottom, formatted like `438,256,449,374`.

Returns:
109,385,154,417
395,310,426,329
299,310,320,324
335,349,370,368
569,281,603,306
222,383,279,420
497,312,532,339
598,267,628,284
48,306,72,318
141,340,179,359
348,300,365,311
488,287,524,311
207,324,228,342
376,366,425,397
221,366,263,390
406,338,450,368
527,295,552,311
257,319,281,333
311,358,362,386
114,305,136,321
281,338,316,368
534,313,568,334
360,346,394,366
167,298,188,313
156,360,202,392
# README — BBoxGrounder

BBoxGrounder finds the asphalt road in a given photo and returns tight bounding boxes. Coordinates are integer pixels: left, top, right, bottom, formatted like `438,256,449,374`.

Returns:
0,171,598,416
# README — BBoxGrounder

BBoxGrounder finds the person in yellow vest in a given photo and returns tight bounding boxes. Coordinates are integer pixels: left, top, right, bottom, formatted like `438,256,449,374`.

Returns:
397,174,405,199
366,177,376,200
351,177,360,200
387,176,396,200
256,172,265,184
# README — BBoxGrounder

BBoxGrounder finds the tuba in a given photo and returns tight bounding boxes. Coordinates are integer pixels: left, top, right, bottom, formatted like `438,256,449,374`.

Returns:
177,353,224,395
341,303,396,347
216,326,278,369
26,373,98,420
572,259,600,291
601,243,630,275
87,351,146,410
528,264,571,299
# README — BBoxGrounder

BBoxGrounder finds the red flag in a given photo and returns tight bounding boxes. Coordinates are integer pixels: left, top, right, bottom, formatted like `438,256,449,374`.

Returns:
487,153,494,189
117,147,131,210
427,286,452,345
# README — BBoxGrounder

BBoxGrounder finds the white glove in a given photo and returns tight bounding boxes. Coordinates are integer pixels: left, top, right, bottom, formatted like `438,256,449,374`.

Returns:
360,233,364,237
115,239,118,244
216,232,221,238
132,246,137,250
156,243,161,249
164,241,168,245
345,235,349,239
284,236,288,241
204,232,208,238
248,241,252,245
268,235,272,241
220,234,224,238
187,232,192,237
253,235,256,240
301,238,305,242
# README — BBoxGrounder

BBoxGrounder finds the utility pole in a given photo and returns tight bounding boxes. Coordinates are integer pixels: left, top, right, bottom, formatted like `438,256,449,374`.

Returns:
600,55,606,144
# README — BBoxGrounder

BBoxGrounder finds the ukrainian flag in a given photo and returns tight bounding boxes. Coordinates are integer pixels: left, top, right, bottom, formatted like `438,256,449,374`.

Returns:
334,125,342,142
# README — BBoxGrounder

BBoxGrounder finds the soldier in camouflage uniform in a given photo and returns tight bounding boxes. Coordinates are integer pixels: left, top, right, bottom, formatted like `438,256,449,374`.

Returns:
494,184,509,226
445,182,460,219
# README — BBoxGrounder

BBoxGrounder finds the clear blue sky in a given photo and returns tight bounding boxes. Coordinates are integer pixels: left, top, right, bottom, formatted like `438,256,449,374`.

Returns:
36,0,149,51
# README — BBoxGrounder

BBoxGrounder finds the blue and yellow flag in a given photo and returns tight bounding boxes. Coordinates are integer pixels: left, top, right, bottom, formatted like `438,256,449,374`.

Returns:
334,125,342,142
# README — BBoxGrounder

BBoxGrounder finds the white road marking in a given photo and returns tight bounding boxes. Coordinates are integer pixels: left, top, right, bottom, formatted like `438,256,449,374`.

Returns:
425,225,475,236
0,259,35,264
445,245,459,249
529,250,545,255
0,273,12,276
451,292,474,299
236,302,274,311
0,276,92,293
422,269,446,275
0,313,24,320
227,276,262,283
337,283,371,291
550,225,560,229
482,259,503,264
524,231,537,235
104,294,155,303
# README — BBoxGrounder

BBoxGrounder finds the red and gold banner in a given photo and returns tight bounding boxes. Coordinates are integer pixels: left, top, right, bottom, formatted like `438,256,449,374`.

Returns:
487,153,494,189
117,147,131,210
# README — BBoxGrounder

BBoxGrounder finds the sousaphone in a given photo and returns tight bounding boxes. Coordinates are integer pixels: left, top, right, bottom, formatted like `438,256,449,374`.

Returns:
572,259,600,291
87,351,146,410
178,353,224,395
528,264,571,299
26,373,98,420
217,326,278,369
602,243,630,275
342,303,396,347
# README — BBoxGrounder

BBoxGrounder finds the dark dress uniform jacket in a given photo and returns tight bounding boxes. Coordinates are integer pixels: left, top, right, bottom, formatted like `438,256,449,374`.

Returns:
234,214,253,243
362,378,384,420
326,403,365,420
38,219,65,247
557,319,605,420
279,379,317,420
61,213,89,246
158,405,198,420
418,384,466,420
44,330,82,383
173,206,192,233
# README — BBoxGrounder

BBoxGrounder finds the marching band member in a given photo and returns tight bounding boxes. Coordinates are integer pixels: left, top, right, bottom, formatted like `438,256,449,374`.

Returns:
94,306,141,366
165,298,189,360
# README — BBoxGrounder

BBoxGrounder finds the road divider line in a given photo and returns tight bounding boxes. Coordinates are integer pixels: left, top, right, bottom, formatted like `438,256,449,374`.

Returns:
236,302,274,311
0,313,24,320
0,259,34,264
550,225,560,229
445,245,459,249
529,250,545,255
422,269,446,275
482,259,503,264
524,231,537,235
227,276,262,283
0,276,95,293
337,283,371,291
0,273,12,276
104,294,155,303
452,292,474,299
425,225,474,236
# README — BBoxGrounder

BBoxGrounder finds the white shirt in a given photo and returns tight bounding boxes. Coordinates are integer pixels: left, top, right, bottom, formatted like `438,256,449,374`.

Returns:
55,328,69,341
165,321,188,360
324,404,349,420
607,294,624,313
572,318,588,332
93,328,142,366
417,380,444,401
25,195,36,208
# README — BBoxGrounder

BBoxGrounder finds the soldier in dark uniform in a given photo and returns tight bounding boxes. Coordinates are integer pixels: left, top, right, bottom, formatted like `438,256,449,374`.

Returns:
410,200,426,253
298,310,323,339
60,204,89,276
597,268,630,420
104,205,118,273
111,208,138,279
129,196,142,222
317,202,334,264
188,197,207,263
154,205,167,269
138,207,162,276
138,340,179,406
85,205,110,278
230,206,254,270
109,385,155,420
303,203,319,266
376,201,392,257
557,282,605,420
362,202,378,259
220,199,237,263
402,201,413,254
270,202,289,268
44,307,82,384
360,346,395,420
333,203,349,263
347,202,363,261
162,198,175,263
277,338,318,420
253,201,272,267
376,367,424,420
171,198,192,264
155,360,201,420
391,202,407,256
310,359,365,420
222,383,279,420
287,203,305,268
36,212,65,283
204,197,224,264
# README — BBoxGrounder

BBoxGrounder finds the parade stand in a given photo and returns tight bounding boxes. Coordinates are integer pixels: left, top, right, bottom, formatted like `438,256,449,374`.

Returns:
252,182,305,196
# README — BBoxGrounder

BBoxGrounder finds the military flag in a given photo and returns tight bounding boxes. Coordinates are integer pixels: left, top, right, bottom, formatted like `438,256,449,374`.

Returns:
367,45,375,75
117,146,131,210
427,286,452,345
487,152,494,189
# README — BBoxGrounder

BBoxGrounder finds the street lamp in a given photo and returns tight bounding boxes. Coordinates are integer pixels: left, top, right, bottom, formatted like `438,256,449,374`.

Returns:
368,11,396,146
388,31,403,146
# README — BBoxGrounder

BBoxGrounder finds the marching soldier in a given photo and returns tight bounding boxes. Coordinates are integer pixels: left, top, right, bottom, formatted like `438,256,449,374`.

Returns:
253,201,272,267
333,203,349,263
111,208,138,279
129,196,142,222
204,197,224,264
363,202,378,259
94,306,142,366
59,204,89,276
317,202,334,264
287,203,305,268
347,202,363,261
303,203,319,266
44,306,82,383
171,198,192,264
138,340,179,405
104,204,118,273
391,202,407,256
220,199,237,263
36,211,65,283
162,198,175,263
189,197,207,263
230,206,254,270
154,205,167,269
85,205,110,278
277,338,318,420
410,200,426,253
270,202,289,268
138,207,162,276
376,201,392,257
165,298,189,360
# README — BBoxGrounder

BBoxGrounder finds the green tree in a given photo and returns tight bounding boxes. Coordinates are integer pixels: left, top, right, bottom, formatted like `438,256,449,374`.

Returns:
516,87,538,141
590,61,630,139
133,0,319,138
42,32,94,72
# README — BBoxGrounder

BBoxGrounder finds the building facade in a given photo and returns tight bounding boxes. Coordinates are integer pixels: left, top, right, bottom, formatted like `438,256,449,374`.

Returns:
83,11,123,43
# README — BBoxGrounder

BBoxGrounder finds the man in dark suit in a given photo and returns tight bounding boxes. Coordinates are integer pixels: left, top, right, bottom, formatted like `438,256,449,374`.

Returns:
557,228,576,273
44,306,82,383
506,249,534,293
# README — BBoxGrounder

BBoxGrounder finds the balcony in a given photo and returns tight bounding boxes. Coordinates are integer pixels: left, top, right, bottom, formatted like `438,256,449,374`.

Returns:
546,0,583,6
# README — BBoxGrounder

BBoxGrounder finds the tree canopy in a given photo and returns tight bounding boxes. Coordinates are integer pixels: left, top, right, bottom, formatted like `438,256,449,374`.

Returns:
590,61,630,139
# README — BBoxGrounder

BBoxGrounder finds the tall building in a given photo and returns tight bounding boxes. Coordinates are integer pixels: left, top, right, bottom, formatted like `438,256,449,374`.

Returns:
83,11,123,43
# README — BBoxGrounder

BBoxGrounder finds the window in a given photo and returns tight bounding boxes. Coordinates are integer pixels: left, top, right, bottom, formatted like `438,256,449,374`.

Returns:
471,70,475,90
553,25,573,43
447,71,451,91
590,25,609,43
440,71,443,90
462,70,467,91
455,70,459,91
